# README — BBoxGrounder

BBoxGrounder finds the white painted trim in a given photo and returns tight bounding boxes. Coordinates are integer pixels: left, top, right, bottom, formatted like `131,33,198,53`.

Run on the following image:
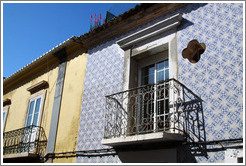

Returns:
117,13,182,50
102,132,184,147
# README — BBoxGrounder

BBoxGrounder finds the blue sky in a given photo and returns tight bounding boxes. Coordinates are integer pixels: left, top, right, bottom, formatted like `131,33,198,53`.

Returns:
2,2,139,78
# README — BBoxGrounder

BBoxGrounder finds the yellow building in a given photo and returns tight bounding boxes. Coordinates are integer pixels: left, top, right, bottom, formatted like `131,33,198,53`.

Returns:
3,36,87,163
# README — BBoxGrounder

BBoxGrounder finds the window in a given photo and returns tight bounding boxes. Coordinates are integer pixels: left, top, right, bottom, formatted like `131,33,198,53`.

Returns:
138,59,170,132
3,109,8,130
3,99,11,131
25,94,43,127
25,80,48,127
22,92,45,153
22,82,47,153
141,60,169,85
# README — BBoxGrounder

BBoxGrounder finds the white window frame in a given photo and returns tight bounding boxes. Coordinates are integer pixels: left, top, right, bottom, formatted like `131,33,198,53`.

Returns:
137,51,170,132
3,106,9,131
126,35,179,134
21,90,46,153
24,90,46,128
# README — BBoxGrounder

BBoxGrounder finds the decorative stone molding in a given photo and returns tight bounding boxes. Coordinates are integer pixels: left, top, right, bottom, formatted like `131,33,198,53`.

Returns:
117,13,183,50
27,80,49,94
3,98,11,106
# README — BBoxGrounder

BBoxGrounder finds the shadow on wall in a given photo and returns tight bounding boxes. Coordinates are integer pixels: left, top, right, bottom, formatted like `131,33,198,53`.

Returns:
115,141,198,163
174,79,208,161
118,148,178,163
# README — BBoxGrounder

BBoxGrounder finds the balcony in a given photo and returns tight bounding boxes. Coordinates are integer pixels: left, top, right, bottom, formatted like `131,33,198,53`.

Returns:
3,125,47,160
102,79,205,147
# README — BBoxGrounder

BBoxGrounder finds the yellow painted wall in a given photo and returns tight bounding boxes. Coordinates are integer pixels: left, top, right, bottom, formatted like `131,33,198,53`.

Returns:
3,60,59,142
53,50,87,163
3,45,87,163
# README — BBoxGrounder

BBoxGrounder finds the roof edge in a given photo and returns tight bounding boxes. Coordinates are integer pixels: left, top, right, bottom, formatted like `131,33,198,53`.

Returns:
3,36,78,87
3,3,187,91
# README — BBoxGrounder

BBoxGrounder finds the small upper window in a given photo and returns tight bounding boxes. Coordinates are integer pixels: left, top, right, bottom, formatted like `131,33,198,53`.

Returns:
25,80,48,127
3,98,11,131
3,109,7,129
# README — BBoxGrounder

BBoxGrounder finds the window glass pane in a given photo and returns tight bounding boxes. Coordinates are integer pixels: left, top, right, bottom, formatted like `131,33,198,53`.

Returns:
165,69,169,80
148,73,154,84
157,61,164,71
142,64,154,78
164,60,169,69
148,65,155,75
33,114,39,126
157,71,164,82
34,98,41,114
33,98,41,125
142,65,154,85
3,111,6,123
26,100,35,126
26,115,32,126
28,101,35,116
141,60,169,85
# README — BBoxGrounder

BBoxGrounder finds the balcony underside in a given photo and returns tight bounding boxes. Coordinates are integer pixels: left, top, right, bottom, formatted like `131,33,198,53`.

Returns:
3,152,39,159
102,131,185,147
3,153,44,163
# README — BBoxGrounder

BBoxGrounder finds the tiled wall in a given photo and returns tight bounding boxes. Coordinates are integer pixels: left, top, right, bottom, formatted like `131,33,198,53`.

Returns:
177,3,243,163
76,39,124,163
178,3,243,140
76,3,243,163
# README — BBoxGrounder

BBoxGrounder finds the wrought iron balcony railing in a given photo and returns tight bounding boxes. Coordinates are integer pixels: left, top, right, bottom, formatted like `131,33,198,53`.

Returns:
104,78,205,144
3,125,47,157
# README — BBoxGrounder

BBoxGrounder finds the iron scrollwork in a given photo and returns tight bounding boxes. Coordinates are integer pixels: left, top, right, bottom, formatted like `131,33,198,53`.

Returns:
104,78,206,148
3,125,47,157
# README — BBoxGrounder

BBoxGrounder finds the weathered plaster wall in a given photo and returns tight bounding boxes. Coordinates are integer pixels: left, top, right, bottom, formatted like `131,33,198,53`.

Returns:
53,50,87,163
3,60,59,142
3,46,87,163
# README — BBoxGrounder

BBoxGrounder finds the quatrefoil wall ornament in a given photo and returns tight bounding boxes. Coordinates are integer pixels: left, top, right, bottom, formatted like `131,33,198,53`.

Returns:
182,39,206,63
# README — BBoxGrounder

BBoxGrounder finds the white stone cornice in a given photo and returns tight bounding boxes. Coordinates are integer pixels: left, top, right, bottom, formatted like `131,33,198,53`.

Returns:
117,13,183,50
